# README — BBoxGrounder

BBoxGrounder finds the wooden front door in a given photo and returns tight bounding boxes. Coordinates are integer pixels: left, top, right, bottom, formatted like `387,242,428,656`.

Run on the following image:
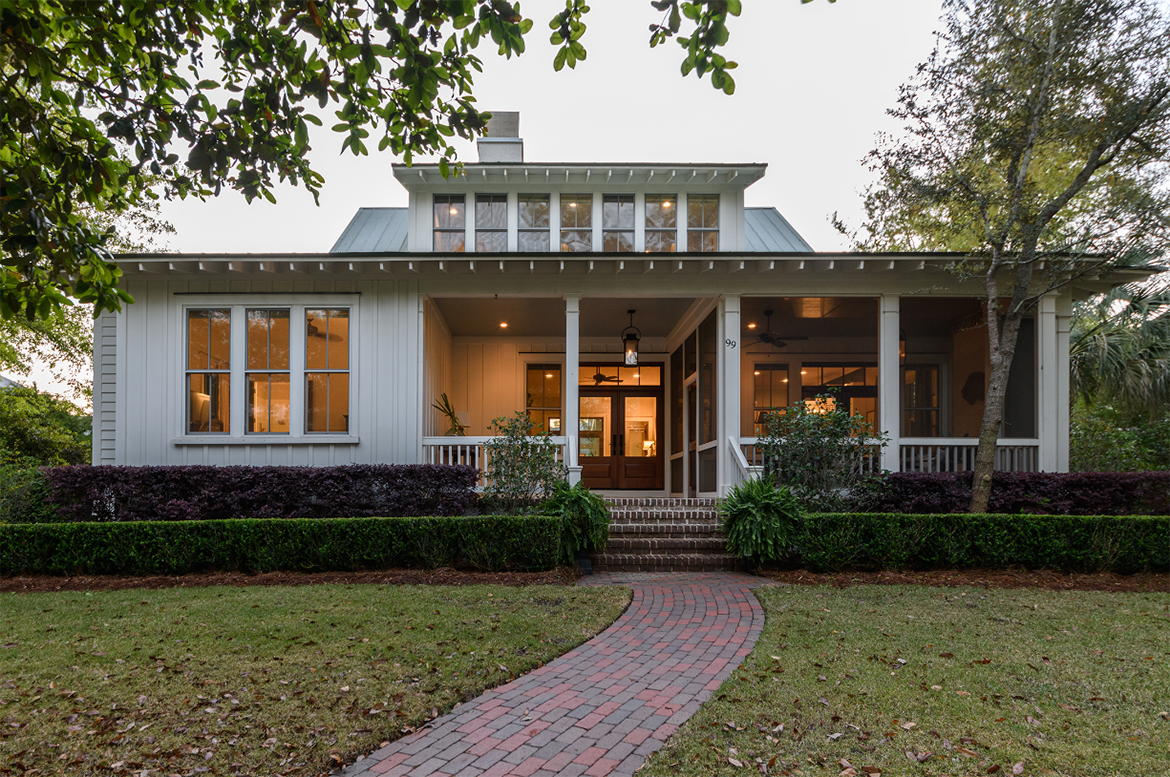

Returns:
579,388,664,490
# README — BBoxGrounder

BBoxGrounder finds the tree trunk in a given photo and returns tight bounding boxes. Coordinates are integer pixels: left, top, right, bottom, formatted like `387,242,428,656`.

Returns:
969,255,1032,513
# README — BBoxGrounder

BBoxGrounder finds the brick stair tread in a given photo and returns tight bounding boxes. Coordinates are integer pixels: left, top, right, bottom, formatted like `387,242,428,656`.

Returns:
607,537,727,550
608,513,720,523
608,521,722,531
590,553,744,572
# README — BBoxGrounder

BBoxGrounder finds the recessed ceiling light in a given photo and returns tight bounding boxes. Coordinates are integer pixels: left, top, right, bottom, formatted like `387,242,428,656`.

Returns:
754,370,760,375
499,322,508,328
747,323,757,329
546,373,553,378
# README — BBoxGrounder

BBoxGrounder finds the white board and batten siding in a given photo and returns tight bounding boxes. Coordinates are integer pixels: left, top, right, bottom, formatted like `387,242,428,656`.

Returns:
102,276,425,467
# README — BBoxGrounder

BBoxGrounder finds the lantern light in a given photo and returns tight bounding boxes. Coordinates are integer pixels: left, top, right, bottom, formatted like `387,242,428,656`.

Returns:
622,310,641,367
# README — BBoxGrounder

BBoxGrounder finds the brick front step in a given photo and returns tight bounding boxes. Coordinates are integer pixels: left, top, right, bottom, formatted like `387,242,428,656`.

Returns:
594,497,740,572
607,536,728,551
591,552,744,572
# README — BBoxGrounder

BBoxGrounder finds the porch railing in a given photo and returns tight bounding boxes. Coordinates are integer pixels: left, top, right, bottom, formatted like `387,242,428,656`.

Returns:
728,436,764,489
899,438,1040,473
421,435,569,489
738,436,883,476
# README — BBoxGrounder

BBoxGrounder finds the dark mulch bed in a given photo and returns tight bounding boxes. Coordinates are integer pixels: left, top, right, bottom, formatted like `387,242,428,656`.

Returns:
0,566,582,594
3,565,1165,594
759,567,1169,593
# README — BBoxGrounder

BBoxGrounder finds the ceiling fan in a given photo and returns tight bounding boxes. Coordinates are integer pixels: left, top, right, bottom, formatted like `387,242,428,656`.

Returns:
591,371,623,385
744,310,809,351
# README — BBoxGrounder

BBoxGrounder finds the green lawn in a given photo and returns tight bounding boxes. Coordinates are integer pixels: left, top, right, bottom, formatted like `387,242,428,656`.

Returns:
0,583,630,775
642,585,1169,777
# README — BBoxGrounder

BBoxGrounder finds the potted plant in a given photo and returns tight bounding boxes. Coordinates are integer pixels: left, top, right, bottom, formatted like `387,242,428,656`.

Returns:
432,393,466,436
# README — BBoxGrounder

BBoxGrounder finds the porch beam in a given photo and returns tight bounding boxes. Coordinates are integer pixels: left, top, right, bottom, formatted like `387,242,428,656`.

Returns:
879,294,901,472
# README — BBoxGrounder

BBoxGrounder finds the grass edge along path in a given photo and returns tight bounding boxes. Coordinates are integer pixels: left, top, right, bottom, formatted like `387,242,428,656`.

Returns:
639,583,1169,777
0,582,632,776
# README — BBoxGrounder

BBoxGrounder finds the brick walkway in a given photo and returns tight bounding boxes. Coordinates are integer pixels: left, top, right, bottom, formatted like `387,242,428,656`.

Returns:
339,572,775,777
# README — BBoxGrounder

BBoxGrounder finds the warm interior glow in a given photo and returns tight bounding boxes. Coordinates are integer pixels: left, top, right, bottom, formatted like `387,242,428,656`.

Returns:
449,207,458,215
754,370,760,375
545,373,553,378
782,378,788,383
569,202,577,208
801,369,807,374
499,322,508,328
747,323,756,329
662,201,672,208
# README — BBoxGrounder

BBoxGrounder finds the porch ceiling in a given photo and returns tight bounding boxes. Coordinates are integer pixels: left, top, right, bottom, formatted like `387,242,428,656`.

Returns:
431,296,696,338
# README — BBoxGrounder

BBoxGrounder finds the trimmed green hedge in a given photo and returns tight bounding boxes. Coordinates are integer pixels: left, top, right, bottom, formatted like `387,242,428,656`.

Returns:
790,513,1170,574
0,515,562,576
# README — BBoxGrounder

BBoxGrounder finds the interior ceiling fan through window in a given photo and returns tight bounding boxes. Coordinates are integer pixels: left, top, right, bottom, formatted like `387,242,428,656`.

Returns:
744,310,809,351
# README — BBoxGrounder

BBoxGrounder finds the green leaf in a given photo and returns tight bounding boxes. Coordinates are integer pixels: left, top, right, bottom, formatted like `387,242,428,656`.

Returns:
553,46,567,72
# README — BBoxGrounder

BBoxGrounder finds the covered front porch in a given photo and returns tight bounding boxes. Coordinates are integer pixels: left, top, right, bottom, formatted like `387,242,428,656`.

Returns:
419,292,1064,496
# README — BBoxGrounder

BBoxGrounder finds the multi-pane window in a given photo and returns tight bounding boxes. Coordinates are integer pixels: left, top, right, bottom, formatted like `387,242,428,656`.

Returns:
433,194,466,252
645,195,677,253
246,309,290,433
475,194,507,252
526,364,562,434
903,365,939,436
753,364,789,434
602,194,634,252
305,309,350,433
559,194,592,252
186,310,231,433
687,194,719,252
518,194,550,251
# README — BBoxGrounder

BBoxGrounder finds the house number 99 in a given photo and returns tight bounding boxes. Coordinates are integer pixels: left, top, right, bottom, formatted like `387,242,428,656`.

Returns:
725,339,737,348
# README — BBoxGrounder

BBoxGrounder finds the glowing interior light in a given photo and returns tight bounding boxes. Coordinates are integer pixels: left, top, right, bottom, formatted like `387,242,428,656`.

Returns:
747,323,757,329
662,201,672,208
449,207,458,215
754,370,760,375
545,373,553,378
499,322,508,328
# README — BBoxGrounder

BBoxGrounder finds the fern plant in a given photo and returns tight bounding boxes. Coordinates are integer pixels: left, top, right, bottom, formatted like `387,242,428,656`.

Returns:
720,477,804,566
541,480,610,565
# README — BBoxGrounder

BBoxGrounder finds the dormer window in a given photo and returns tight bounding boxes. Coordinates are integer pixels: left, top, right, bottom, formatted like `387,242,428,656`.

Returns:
475,194,507,252
433,194,466,252
560,194,592,252
645,195,677,253
518,194,550,252
603,194,634,252
687,194,719,252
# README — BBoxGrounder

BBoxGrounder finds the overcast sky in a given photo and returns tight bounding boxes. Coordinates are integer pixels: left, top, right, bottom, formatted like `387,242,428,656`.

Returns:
156,0,945,254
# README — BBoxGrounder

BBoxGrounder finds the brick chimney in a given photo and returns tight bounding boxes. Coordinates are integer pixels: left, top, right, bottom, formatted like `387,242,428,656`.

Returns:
476,111,523,163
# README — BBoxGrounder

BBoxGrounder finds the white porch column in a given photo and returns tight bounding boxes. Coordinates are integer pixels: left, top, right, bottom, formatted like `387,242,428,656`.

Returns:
565,294,582,485
1056,297,1072,472
1038,294,1060,471
879,294,901,472
720,294,742,495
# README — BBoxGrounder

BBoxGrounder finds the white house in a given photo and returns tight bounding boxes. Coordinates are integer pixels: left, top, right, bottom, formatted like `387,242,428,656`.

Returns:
95,113,1145,496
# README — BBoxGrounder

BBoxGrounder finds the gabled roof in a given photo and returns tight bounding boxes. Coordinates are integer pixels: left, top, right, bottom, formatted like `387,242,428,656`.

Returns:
330,208,408,253
330,205,813,254
744,208,813,252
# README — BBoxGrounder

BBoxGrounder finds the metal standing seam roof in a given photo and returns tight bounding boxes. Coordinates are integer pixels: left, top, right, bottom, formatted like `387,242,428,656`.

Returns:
329,205,812,253
329,207,409,253
743,207,813,252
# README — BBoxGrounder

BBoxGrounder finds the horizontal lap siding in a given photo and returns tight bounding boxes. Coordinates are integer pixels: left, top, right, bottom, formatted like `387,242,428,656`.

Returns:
94,311,118,464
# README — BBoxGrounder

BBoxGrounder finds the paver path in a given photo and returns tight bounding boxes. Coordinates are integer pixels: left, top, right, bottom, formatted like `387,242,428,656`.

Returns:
340,572,775,777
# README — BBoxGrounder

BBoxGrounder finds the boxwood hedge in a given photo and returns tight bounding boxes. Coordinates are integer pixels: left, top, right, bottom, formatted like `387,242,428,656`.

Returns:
0,515,562,575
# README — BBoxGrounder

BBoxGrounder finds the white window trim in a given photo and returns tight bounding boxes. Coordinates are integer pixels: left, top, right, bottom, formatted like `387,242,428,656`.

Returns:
174,294,359,445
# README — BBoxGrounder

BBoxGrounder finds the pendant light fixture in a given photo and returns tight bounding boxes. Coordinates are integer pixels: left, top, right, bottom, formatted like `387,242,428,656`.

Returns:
622,309,641,366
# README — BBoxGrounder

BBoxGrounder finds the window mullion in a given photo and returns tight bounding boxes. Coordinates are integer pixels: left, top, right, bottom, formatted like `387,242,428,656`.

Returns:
291,305,305,436
230,306,245,438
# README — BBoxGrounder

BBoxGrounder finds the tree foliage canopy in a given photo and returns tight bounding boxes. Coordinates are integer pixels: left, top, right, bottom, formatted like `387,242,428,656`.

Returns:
0,0,788,320
848,0,1170,508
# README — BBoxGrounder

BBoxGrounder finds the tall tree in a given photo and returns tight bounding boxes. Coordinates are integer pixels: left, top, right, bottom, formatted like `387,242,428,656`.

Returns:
851,0,1170,511
1,0,773,321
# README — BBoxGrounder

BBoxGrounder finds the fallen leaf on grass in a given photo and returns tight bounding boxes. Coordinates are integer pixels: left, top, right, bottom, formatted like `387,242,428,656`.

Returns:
728,757,743,767
900,721,916,730
957,746,979,757
1012,762,1025,775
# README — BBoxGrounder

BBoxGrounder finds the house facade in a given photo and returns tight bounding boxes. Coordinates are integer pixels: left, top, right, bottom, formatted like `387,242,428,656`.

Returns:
95,113,1139,496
